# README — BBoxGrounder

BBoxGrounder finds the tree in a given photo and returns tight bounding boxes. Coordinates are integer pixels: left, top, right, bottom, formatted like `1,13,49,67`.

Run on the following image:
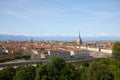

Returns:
109,65,120,80
35,64,48,80
61,63,80,80
81,62,89,67
87,61,114,80
0,67,16,80
13,66,36,80
99,58,110,65
26,65,36,80
35,57,79,80
78,67,88,80
113,68,120,80
112,42,120,59
50,57,66,71
45,57,66,80
13,66,28,80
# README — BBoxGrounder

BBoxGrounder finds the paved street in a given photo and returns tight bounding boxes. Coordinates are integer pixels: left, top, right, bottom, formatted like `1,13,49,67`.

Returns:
0,57,100,68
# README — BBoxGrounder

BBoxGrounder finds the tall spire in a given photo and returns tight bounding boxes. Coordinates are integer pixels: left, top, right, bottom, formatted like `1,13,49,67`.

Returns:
77,31,82,45
31,38,33,43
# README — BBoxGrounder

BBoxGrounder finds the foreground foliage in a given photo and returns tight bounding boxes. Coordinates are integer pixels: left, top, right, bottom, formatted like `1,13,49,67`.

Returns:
0,54,31,62
0,57,120,80
112,42,120,60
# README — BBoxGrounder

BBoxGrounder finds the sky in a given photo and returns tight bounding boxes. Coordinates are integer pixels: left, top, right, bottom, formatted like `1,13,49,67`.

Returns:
0,0,120,37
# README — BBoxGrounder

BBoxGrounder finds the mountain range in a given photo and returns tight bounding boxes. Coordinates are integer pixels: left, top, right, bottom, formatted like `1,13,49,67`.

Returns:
0,34,119,41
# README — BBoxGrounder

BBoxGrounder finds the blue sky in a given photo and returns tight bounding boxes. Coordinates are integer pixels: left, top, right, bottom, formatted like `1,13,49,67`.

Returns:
0,0,120,37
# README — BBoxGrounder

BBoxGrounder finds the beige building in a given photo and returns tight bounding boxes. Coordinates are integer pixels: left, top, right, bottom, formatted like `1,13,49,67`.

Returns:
48,50,70,59
31,49,48,60
70,49,89,59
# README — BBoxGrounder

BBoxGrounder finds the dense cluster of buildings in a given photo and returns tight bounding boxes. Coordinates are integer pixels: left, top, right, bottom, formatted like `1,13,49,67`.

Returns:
0,33,114,60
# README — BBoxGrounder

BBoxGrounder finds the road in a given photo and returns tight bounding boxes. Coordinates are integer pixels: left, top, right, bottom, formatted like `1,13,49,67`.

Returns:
0,57,100,68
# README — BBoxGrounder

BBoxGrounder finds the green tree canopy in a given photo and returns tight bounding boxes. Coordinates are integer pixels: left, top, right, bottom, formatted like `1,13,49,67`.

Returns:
0,67,16,80
87,61,114,80
35,57,79,80
13,66,28,80
112,42,120,59
26,65,36,80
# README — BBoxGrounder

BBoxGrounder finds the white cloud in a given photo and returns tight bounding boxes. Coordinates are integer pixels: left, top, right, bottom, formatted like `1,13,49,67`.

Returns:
0,32,8,35
35,33,77,37
95,32,110,37
27,33,120,37
1,32,120,38
84,33,120,37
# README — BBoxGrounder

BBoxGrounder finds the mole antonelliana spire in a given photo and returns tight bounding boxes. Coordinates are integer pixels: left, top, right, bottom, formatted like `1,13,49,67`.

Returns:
77,31,82,45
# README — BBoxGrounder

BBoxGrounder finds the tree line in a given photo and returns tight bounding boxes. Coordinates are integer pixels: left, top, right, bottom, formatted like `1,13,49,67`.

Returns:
0,53,31,62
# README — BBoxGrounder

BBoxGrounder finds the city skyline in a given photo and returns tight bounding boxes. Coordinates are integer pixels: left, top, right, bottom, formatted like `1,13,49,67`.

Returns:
0,0,120,37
